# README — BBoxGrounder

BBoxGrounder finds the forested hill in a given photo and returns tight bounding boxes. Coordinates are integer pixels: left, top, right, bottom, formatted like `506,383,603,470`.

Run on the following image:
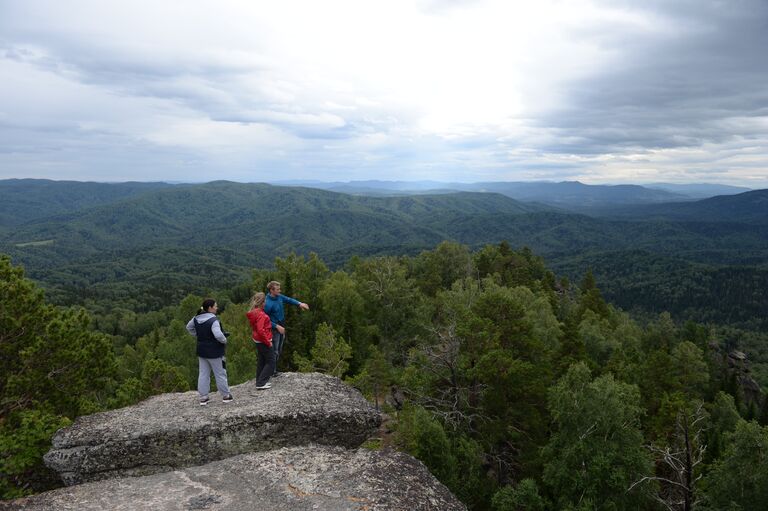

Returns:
0,181,542,308
597,188,768,224
3,240,768,508
2,181,540,256
293,179,691,210
2,180,768,327
0,179,174,227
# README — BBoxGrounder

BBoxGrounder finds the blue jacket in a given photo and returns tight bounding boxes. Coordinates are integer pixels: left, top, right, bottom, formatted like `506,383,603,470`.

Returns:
264,293,301,329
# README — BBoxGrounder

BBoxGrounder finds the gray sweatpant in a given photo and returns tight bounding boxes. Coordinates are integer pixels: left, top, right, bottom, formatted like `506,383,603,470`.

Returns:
198,357,230,397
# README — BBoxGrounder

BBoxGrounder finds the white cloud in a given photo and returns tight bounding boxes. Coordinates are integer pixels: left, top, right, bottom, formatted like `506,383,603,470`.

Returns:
0,0,766,185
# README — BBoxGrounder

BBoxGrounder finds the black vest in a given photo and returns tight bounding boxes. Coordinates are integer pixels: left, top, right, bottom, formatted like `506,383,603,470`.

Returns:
194,316,226,359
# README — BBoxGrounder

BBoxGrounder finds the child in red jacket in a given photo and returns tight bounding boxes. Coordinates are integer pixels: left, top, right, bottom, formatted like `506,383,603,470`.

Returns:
246,292,275,389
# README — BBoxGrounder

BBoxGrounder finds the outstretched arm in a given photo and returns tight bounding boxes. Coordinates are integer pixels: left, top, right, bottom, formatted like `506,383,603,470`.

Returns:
282,294,309,311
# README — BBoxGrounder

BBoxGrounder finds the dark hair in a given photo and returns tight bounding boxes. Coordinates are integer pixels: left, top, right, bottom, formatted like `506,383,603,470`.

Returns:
198,298,216,315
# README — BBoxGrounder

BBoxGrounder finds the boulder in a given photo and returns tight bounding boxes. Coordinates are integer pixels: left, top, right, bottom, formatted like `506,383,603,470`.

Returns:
3,445,467,510
44,373,381,485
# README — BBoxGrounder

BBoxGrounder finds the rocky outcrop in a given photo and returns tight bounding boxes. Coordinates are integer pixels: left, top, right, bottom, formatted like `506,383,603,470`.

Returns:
709,343,765,407
44,373,381,485
5,445,466,511
13,372,467,510
726,350,763,405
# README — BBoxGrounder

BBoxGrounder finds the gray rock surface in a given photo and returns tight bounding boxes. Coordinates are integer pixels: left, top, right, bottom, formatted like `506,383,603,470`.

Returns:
5,445,467,510
44,373,381,485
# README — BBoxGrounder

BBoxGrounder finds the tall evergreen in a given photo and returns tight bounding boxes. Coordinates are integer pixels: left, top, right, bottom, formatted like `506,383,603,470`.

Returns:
0,256,115,496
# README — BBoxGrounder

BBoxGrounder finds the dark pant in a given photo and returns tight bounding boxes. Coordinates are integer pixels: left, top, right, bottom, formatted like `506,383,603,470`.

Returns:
272,328,285,375
255,342,275,386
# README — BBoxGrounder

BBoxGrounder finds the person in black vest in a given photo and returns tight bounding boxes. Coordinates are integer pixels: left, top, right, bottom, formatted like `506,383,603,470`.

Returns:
186,298,233,405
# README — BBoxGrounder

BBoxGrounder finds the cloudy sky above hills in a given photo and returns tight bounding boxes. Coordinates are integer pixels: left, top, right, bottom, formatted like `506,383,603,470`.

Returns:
1,0,767,186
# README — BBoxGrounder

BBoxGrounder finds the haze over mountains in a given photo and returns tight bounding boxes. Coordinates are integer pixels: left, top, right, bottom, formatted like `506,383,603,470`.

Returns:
1,178,766,325
274,179,752,211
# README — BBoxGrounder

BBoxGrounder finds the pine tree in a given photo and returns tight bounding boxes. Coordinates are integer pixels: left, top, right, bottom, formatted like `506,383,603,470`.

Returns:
294,323,351,378
0,256,116,497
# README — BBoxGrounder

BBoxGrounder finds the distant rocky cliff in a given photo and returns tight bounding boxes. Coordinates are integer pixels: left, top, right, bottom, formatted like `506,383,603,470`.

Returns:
710,343,765,407
3,373,466,510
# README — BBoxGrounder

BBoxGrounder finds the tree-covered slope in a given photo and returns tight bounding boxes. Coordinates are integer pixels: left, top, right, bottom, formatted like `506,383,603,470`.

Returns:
1,182,537,264
0,182,541,308
0,179,174,227
598,188,768,224
293,179,690,210
3,180,768,327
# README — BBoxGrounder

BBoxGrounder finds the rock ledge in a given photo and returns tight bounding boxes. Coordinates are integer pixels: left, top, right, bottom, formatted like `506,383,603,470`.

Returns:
7,445,466,510
44,372,381,485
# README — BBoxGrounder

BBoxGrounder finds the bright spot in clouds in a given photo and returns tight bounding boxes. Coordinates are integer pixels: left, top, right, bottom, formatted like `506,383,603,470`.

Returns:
0,0,766,186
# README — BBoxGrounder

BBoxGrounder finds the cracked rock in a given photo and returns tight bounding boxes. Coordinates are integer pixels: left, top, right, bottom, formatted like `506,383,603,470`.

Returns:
44,373,381,485
4,446,467,510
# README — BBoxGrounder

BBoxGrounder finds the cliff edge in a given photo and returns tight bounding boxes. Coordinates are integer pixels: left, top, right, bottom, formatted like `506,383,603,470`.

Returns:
3,372,466,510
44,372,380,485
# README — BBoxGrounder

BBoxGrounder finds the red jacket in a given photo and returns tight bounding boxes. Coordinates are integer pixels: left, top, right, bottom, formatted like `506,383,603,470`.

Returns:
246,308,273,347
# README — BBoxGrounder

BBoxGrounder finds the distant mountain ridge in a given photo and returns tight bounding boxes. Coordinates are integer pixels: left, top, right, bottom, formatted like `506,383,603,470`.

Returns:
2,179,767,327
0,181,543,306
274,179,731,211
646,182,752,198
0,179,174,227
601,189,768,224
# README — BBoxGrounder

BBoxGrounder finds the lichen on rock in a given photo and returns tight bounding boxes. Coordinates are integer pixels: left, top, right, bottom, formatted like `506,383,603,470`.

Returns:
5,445,467,510
44,372,381,485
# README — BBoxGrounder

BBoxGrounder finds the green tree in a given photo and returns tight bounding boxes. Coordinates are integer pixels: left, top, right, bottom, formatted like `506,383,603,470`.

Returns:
294,323,352,378
704,391,743,465
492,479,547,511
0,256,115,497
541,363,653,510
632,401,708,511
394,403,457,486
699,421,768,510
352,256,429,363
410,241,474,297
670,341,709,400
273,252,329,367
577,270,610,319
0,411,70,498
473,242,551,290
140,359,189,395
393,403,491,509
473,349,550,482
347,346,391,411
318,271,372,373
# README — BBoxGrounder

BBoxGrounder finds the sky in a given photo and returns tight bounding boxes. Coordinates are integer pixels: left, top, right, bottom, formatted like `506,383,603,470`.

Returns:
1,0,767,186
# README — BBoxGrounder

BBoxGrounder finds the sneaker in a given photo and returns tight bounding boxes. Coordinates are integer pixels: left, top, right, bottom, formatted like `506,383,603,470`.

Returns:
255,383,272,390
222,394,234,403
199,397,210,406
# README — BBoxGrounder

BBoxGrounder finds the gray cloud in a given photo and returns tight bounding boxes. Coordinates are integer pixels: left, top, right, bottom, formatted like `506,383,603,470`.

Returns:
1,0,767,185
537,0,768,156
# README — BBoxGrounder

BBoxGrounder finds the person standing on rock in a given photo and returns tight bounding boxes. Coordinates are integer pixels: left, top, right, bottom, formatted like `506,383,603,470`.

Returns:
246,292,275,390
186,298,233,405
264,281,309,376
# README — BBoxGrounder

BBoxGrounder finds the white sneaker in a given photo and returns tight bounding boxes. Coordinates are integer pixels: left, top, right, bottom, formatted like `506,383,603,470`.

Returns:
255,383,272,390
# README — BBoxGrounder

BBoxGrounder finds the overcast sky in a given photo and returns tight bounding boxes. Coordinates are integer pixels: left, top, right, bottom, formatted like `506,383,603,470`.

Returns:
1,0,767,186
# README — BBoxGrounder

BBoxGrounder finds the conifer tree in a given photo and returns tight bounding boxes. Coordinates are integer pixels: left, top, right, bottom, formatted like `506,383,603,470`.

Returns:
0,256,115,497
294,323,351,378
